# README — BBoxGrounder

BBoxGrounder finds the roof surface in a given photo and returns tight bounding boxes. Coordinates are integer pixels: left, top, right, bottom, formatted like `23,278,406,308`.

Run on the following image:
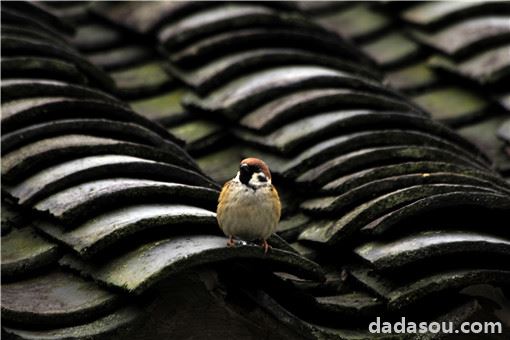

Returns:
2,1,510,339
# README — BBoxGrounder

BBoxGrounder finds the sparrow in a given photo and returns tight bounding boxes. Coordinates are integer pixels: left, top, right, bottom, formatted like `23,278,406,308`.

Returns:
217,158,281,253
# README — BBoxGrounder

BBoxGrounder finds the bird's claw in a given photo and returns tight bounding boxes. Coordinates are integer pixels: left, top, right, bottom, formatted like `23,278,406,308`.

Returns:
227,236,235,247
261,240,271,254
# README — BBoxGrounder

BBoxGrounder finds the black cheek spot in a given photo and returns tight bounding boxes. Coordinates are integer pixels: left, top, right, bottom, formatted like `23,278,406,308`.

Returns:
258,175,267,182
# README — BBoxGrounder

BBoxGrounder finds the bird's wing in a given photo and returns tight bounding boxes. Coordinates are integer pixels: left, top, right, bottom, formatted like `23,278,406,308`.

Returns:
271,185,282,222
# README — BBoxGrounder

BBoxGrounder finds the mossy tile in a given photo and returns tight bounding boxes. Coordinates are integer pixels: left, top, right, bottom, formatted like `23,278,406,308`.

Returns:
8,154,217,206
39,204,216,257
361,191,510,237
315,4,390,41
402,2,510,29
302,172,509,216
361,32,420,68
1,227,60,277
33,178,218,225
410,17,510,58
110,61,173,97
1,36,114,90
283,129,485,180
355,230,510,270
3,306,140,340
384,62,438,91
459,116,510,174
240,88,421,133
296,145,485,187
130,89,187,123
88,45,153,71
184,66,385,119
299,184,500,245
387,269,510,310
195,145,243,184
321,161,508,195
412,87,488,126
72,23,124,52
458,45,510,85
175,48,378,95
1,57,87,84
59,235,325,294
1,269,118,326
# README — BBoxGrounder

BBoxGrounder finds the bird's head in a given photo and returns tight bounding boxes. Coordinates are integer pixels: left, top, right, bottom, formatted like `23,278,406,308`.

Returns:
237,158,271,189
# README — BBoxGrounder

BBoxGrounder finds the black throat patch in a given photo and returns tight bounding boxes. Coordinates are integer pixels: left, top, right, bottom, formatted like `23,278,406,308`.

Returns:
239,168,251,186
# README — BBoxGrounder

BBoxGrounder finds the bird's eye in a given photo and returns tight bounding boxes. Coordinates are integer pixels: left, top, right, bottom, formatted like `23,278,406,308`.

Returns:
258,174,267,182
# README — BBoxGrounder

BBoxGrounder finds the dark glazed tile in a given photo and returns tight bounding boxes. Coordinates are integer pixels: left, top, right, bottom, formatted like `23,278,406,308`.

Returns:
1,96,173,141
360,191,510,237
1,135,194,183
130,89,187,124
88,45,154,71
498,119,510,143
2,1,74,34
3,306,140,340
1,57,87,84
184,66,389,120
72,24,125,52
33,178,218,225
1,227,60,278
402,2,510,30
384,62,438,91
386,269,510,310
110,61,174,98
157,4,314,49
321,161,508,195
315,4,390,42
240,88,421,133
195,145,244,184
410,17,510,58
412,87,489,126
458,45,510,85
1,36,114,91
172,48,379,95
98,1,213,34
168,120,228,155
1,79,119,103
60,235,325,294
282,129,490,180
7,154,217,206
459,116,510,174
314,291,383,318
1,270,118,326
295,145,486,187
355,230,510,270
170,28,377,70
238,111,488,158
301,172,509,216
39,203,216,257
1,119,187,156
361,32,421,68
349,265,510,310
299,184,501,245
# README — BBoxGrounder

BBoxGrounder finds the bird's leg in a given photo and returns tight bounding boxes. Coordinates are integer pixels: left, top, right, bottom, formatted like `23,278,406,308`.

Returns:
227,235,235,247
261,239,271,254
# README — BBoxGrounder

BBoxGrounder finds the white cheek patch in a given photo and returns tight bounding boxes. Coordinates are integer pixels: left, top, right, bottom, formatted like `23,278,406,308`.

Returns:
249,172,269,188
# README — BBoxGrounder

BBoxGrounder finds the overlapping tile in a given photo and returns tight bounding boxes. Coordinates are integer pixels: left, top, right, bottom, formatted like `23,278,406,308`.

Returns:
1,226,60,278
2,3,331,338
115,3,510,330
3,306,140,340
355,231,510,270
60,235,325,294
4,1,510,338
2,269,119,326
